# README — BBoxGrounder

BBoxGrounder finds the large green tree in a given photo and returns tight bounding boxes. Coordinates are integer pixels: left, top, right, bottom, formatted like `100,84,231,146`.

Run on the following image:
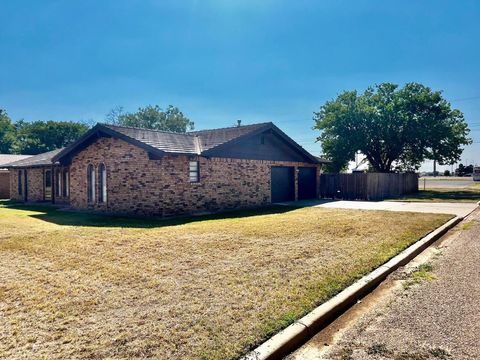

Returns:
14,120,89,155
0,109,16,154
106,105,194,132
314,83,472,172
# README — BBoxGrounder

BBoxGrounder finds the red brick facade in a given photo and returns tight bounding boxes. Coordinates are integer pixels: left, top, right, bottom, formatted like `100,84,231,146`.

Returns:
10,167,46,202
68,137,320,216
9,166,70,203
8,136,320,215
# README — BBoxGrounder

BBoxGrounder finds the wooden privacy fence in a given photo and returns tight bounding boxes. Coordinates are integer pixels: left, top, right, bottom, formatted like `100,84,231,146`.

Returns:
320,173,419,200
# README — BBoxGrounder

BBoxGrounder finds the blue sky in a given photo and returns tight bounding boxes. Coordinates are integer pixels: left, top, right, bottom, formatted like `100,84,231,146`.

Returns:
1,0,479,170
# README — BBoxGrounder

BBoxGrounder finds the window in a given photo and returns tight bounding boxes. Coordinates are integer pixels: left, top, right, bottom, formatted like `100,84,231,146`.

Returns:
56,169,62,197
87,164,96,204
189,161,199,182
62,169,69,197
44,170,52,200
45,170,52,188
98,163,107,203
18,170,23,195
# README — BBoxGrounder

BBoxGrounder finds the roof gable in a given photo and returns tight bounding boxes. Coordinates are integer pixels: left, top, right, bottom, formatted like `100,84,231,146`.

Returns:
50,122,321,165
199,123,319,163
188,123,271,151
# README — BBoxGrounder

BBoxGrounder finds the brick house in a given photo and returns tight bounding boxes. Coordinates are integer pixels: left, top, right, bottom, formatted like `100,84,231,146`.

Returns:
0,154,32,199
7,122,326,216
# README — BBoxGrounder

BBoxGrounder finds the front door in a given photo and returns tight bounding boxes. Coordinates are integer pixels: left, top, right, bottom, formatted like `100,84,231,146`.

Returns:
44,170,52,201
271,166,295,203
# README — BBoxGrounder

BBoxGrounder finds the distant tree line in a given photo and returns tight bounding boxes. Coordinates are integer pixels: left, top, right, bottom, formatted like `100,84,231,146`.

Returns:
0,105,193,155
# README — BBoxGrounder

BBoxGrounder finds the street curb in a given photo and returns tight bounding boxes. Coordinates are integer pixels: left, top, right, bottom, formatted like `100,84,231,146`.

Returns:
244,214,468,360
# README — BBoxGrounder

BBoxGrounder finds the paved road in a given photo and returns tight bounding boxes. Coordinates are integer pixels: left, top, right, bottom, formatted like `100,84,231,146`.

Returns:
285,199,478,217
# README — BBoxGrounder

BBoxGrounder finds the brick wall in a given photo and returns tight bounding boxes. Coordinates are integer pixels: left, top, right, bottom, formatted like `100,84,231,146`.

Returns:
69,137,320,216
9,167,46,202
0,171,10,199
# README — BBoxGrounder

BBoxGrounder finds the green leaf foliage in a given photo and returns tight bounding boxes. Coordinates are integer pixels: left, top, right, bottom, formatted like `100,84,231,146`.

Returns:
314,83,472,172
0,109,16,154
13,120,89,155
106,105,194,132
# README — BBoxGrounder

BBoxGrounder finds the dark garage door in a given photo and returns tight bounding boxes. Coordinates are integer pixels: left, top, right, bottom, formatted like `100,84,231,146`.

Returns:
298,167,317,200
271,166,295,203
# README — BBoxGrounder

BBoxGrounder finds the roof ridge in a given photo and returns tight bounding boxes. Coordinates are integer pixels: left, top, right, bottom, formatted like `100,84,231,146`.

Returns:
101,122,273,135
188,122,272,134
100,123,195,137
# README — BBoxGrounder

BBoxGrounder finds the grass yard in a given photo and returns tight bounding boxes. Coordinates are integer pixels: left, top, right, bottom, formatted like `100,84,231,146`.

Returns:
396,187,480,203
0,202,451,359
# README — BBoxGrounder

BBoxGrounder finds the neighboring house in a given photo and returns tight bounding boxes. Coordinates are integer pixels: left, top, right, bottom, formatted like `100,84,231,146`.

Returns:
0,154,32,199
7,122,326,216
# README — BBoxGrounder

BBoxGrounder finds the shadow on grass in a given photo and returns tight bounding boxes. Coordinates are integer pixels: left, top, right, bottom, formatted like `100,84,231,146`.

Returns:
0,200,296,228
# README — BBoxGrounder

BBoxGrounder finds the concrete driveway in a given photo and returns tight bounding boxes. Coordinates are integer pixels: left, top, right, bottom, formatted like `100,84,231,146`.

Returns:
283,199,478,217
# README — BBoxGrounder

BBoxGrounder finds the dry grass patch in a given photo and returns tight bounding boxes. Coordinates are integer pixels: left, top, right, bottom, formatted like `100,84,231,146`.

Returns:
0,204,451,359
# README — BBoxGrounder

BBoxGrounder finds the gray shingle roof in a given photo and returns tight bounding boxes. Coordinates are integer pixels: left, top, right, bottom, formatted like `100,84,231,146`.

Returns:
103,124,199,154
188,123,270,151
101,122,272,154
12,122,324,167
0,154,32,168
5,148,64,168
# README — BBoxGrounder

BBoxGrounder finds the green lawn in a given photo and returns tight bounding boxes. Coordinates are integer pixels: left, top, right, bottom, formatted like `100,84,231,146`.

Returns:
0,202,451,359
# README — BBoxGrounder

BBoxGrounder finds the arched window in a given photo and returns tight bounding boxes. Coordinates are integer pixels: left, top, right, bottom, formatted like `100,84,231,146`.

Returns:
87,164,95,204
98,163,107,203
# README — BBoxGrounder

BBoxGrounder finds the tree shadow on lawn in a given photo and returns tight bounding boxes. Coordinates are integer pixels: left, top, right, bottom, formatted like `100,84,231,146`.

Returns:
0,200,296,229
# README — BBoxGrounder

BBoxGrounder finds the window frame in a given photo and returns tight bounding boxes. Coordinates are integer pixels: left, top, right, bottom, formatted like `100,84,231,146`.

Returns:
62,169,69,197
98,163,107,203
56,168,62,197
189,161,200,183
87,164,96,204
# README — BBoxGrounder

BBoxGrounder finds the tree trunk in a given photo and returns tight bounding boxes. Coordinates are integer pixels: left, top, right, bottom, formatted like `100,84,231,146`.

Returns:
433,159,437,177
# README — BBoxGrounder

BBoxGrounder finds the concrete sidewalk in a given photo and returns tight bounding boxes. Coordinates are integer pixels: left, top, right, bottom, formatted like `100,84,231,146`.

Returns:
282,199,478,217
290,209,480,360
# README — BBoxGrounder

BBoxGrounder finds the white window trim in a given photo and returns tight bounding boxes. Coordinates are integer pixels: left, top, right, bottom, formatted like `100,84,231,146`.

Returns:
99,163,107,203
189,161,200,183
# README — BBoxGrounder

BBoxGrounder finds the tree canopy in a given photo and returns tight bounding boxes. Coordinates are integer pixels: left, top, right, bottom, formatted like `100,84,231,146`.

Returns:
106,105,194,132
0,109,16,154
314,83,472,172
455,163,474,177
13,120,89,155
